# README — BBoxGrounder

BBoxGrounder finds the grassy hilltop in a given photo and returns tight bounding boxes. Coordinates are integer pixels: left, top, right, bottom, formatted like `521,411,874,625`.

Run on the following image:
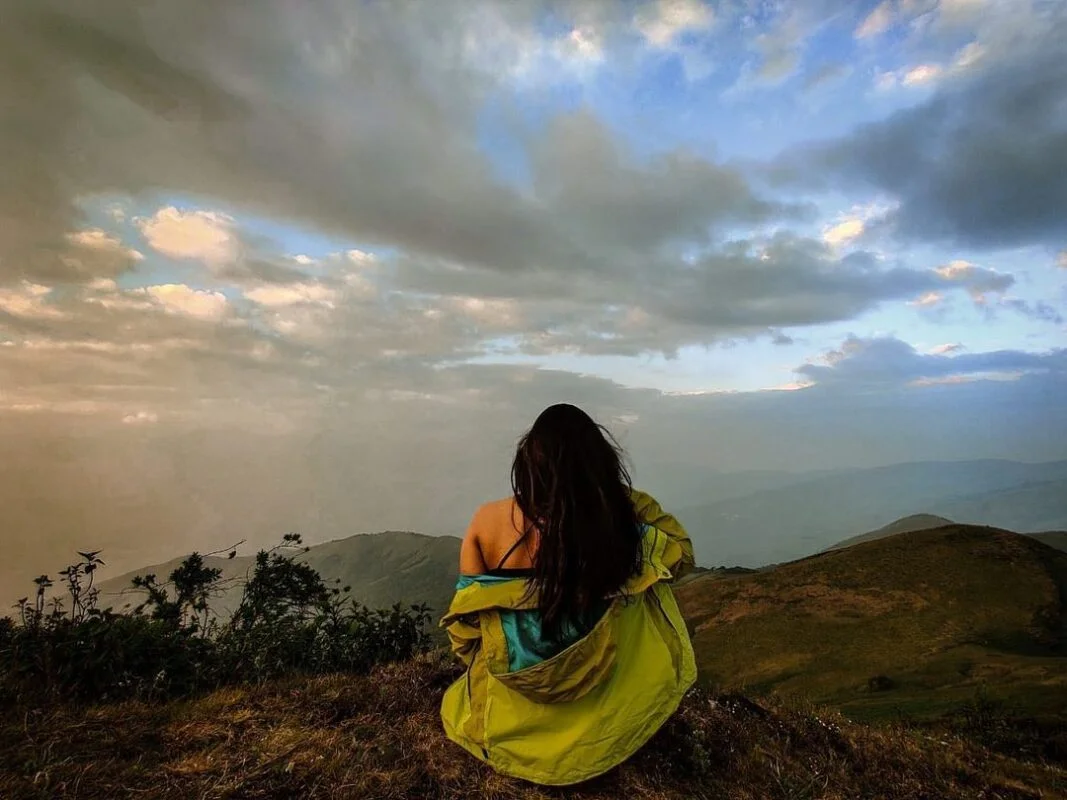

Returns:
676,524,1067,722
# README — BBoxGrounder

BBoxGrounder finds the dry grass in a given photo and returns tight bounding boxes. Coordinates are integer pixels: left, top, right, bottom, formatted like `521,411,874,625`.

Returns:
2,652,1065,799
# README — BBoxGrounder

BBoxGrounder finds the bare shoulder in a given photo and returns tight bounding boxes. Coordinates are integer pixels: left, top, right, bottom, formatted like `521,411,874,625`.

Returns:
471,497,515,524
467,497,520,540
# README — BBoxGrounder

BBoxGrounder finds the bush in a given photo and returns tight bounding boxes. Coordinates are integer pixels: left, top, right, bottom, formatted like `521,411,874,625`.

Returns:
0,535,433,708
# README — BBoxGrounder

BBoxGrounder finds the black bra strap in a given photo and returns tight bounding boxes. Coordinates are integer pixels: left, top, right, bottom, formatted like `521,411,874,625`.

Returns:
495,531,530,571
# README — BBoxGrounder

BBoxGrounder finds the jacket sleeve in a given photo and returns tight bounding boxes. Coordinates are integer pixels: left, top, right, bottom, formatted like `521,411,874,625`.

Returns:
631,489,695,581
442,612,483,667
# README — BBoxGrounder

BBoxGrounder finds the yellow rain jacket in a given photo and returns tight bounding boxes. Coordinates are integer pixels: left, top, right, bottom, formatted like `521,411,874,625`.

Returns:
439,491,697,786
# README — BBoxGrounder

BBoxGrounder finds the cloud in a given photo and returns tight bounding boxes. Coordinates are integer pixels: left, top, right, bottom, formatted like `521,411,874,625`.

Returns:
901,63,943,86
245,282,340,309
797,335,1066,387
1057,250,1067,269
784,11,1067,250
934,259,1013,303
930,342,964,355
122,410,159,425
952,41,986,71
560,26,604,63
0,283,65,320
634,0,714,47
871,63,945,92
908,291,944,308
855,1,894,38
803,62,852,92
997,298,1064,325
67,228,144,264
5,0,1024,367
822,218,866,247
137,207,238,266
143,284,230,321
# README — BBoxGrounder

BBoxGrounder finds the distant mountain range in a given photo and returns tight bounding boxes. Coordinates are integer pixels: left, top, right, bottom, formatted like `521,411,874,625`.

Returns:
675,522,1067,721
93,457,1067,623
673,459,1067,567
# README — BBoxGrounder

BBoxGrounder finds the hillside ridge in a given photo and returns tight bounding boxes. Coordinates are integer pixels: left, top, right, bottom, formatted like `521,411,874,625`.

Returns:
677,523,1067,721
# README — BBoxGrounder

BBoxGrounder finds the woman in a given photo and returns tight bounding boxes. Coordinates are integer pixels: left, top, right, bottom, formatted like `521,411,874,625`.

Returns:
440,403,697,786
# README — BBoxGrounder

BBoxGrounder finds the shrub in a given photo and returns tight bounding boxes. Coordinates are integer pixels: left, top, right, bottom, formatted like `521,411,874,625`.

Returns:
0,535,433,708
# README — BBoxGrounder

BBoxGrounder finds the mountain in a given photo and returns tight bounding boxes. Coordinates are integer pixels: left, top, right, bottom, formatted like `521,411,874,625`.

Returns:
826,514,954,551
639,465,841,510
1032,532,1067,553
675,459,1067,567
935,479,1067,533
97,531,462,621
828,515,1067,554
675,524,1067,722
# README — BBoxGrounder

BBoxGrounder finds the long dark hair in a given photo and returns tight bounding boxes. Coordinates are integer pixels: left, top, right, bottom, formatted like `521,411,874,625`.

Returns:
511,403,643,640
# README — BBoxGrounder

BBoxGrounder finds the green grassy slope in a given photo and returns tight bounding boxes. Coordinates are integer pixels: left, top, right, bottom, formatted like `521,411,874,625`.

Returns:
676,525,1067,722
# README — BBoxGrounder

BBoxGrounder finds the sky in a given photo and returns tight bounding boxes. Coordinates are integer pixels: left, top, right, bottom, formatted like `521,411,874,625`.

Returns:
1,0,1066,589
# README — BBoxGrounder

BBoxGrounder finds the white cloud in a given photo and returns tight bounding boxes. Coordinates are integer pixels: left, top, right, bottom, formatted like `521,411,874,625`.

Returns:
0,282,65,320
935,260,1013,304
346,250,378,267
66,228,144,262
873,69,899,91
122,410,160,425
930,343,965,355
144,284,230,322
822,218,866,247
137,207,237,266
459,8,606,87
873,62,944,92
855,1,894,39
635,0,714,48
87,278,118,293
952,41,986,71
448,296,521,328
1057,250,1067,269
909,291,944,307
558,26,604,63
245,282,339,308
902,63,943,86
